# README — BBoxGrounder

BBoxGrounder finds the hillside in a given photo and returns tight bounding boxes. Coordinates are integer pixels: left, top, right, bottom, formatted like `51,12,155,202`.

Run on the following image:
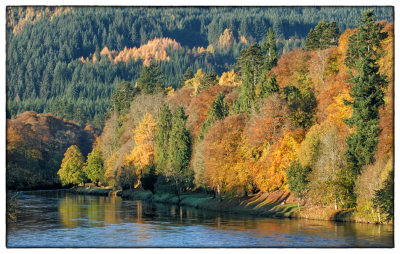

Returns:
5,8,394,224
90,15,393,223
6,111,96,190
6,7,393,131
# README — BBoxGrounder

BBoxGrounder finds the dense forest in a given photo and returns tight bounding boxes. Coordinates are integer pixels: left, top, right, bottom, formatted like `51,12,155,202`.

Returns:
6,7,393,223
6,6,393,131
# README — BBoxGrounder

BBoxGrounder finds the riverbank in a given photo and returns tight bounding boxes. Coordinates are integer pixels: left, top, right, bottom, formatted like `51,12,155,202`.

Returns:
69,187,386,224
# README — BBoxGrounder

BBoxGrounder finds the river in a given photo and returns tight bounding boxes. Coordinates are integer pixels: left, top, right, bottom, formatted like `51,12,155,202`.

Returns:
6,190,393,248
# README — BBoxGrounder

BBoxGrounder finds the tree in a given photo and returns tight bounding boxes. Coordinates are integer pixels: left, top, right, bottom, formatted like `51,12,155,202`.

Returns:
305,20,340,50
83,148,105,185
343,10,388,207
259,73,279,99
141,164,158,194
262,28,278,72
155,104,172,174
373,168,394,222
181,67,194,88
124,112,157,184
305,28,319,51
232,43,264,114
57,145,85,186
198,92,229,140
281,85,317,129
110,81,138,114
286,160,311,211
136,60,164,94
166,107,192,200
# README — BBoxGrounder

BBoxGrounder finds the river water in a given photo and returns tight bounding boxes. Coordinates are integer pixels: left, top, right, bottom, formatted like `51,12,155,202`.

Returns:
6,190,393,248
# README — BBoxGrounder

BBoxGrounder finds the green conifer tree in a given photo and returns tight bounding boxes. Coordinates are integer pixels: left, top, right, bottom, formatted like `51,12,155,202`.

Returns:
259,73,279,99
262,28,278,72
232,43,264,114
137,61,164,94
198,92,229,140
166,107,192,200
155,104,172,174
341,10,388,208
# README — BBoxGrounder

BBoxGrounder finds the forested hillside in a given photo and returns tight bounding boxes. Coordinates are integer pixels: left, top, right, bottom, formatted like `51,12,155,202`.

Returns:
6,6,393,131
6,8,394,223
6,111,96,190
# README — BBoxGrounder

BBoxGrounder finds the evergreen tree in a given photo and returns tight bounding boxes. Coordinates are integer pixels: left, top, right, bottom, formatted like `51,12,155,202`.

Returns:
262,28,278,72
373,169,394,222
196,69,218,95
198,92,229,140
110,81,138,114
232,43,264,114
342,10,388,208
141,164,158,194
83,148,105,185
259,73,279,98
137,61,164,94
183,67,194,82
57,145,86,186
305,28,319,51
155,104,172,174
166,107,192,200
305,20,340,50
281,85,317,129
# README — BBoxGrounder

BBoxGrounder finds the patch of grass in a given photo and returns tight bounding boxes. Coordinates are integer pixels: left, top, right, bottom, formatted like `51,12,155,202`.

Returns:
180,194,214,208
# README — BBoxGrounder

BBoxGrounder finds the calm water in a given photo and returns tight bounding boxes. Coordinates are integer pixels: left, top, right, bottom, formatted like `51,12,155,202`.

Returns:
7,190,393,248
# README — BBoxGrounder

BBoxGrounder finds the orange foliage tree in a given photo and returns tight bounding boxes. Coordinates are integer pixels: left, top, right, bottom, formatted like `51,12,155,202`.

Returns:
203,114,250,198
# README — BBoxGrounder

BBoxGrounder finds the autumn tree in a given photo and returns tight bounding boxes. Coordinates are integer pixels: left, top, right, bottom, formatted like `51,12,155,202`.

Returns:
198,92,229,140
342,10,388,207
137,60,164,94
124,113,157,185
155,104,172,174
165,107,192,200
203,114,249,199
83,148,105,185
57,145,86,186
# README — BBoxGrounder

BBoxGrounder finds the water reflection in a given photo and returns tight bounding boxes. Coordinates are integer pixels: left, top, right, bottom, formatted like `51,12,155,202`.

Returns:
7,190,394,247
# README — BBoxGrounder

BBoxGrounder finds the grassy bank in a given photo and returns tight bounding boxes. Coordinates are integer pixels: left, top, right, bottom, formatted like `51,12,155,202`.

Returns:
70,187,387,224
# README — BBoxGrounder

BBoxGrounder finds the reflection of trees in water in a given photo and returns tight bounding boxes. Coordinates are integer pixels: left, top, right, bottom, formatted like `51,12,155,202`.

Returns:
104,196,122,225
58,193,123,228
56,193,393,247
58,195,83,228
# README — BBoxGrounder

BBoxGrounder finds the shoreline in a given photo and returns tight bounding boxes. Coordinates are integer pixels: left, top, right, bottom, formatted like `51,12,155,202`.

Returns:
68,187,391,225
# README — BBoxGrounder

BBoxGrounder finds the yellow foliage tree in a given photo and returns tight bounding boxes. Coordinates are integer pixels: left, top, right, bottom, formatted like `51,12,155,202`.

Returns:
255,133,300,192
217,28,235,50
218,70,241,87
124,113,157,180
184,69,206,95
